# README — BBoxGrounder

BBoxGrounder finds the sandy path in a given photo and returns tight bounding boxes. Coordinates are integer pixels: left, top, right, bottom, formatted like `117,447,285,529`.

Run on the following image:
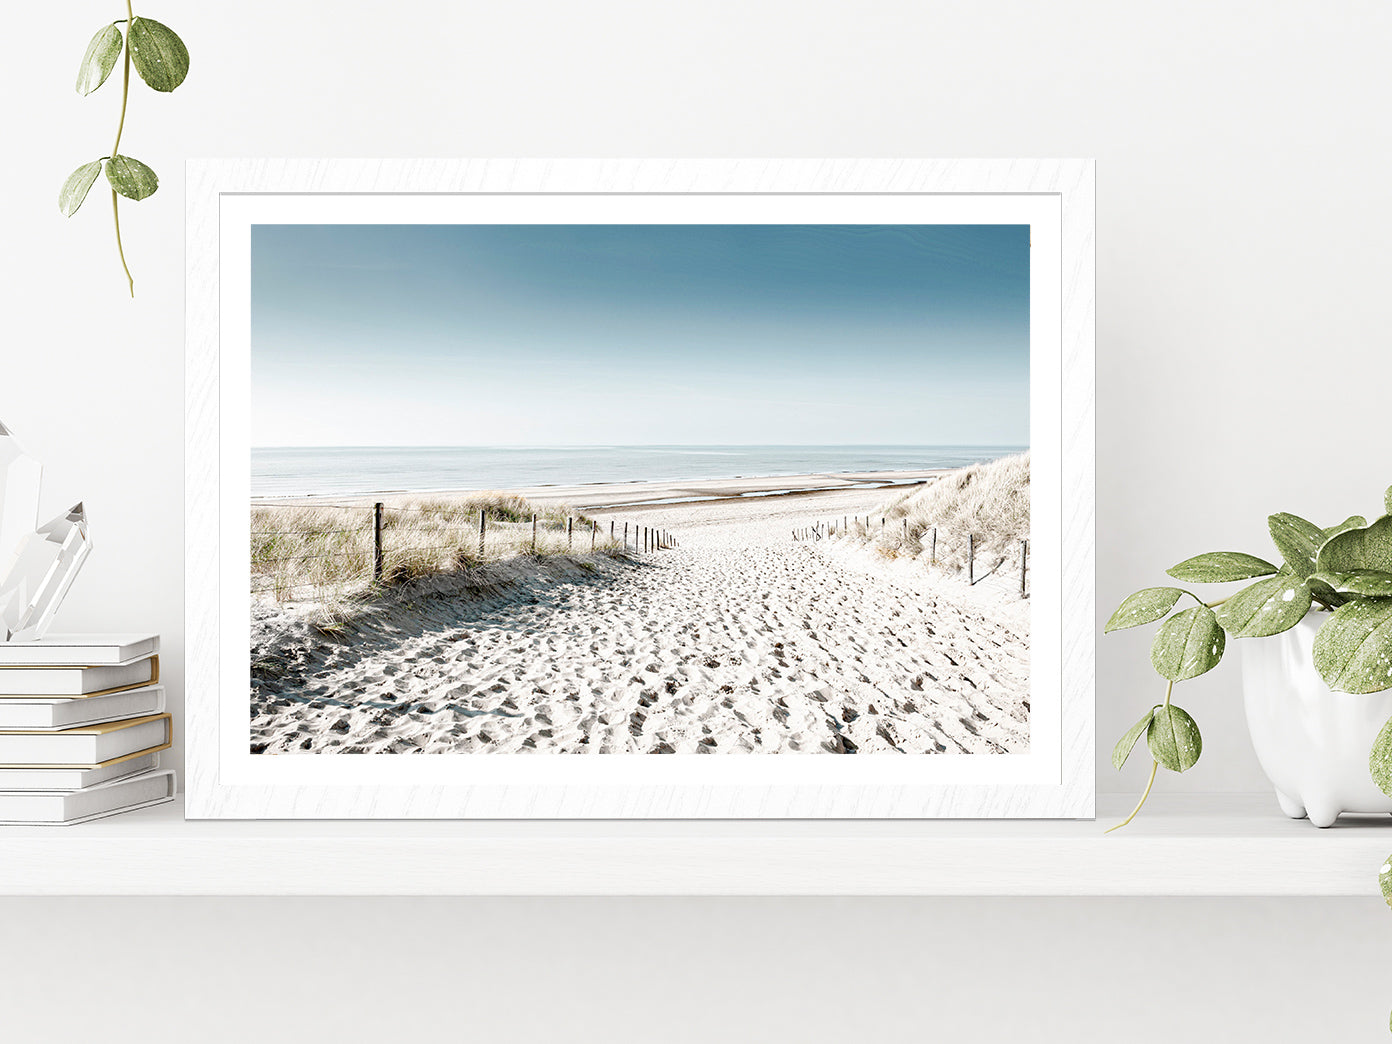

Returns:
251,492,1029,756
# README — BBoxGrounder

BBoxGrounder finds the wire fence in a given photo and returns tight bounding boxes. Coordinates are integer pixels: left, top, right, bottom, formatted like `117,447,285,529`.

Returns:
793,514,1029,598
251,501,679,603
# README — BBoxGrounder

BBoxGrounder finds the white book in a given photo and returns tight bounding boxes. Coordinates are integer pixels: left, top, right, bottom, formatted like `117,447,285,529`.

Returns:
0,751,160,790
0,685,166,730
0,714,171,767
0,769,176,825
0,655,158,696
0,634,159,667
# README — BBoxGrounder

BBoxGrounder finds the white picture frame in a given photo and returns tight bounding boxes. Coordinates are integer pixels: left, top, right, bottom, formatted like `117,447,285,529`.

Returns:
185,158,1095,819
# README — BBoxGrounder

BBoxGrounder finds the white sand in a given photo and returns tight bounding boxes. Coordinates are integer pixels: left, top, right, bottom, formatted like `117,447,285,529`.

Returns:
250,477,1030,756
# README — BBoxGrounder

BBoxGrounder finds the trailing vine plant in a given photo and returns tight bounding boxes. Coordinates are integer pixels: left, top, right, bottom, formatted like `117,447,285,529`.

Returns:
58,5,189,297
1105,484,1392,1031
1105,483,1392,829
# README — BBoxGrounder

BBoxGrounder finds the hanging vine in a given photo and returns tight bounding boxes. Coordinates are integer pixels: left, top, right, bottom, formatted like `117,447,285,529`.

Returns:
59,5,189,297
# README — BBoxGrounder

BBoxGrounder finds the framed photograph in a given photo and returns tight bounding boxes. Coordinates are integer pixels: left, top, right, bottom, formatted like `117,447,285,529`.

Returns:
185,158,1094,818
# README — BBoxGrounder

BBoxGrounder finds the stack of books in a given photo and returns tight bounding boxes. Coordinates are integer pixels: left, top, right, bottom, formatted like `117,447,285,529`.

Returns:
0,634,174,825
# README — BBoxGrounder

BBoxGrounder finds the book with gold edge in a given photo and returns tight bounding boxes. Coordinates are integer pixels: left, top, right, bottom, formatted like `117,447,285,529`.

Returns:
0,655,158,696
0,713,172,767
0,684,165,730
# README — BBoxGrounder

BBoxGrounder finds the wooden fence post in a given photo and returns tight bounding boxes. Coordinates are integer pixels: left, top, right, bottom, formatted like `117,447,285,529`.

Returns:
931,527,937,565
567,516,573,548
478,509,486,556
373,502,384,581
1021,539,1028,597
969,534,975,584
610,520,615,543
624,522,628,549
531,513,537,552
592,519,597,549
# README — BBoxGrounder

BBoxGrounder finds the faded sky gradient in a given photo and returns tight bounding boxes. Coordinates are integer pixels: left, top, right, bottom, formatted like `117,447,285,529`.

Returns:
250,224,1029,447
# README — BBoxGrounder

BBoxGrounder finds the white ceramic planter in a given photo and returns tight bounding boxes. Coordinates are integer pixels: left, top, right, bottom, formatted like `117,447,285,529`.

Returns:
1241,612,1392,827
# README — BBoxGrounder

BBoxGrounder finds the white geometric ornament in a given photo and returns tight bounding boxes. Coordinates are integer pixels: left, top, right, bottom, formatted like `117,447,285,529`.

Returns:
0,502,92,642
0,421,42,572
0,421,92,643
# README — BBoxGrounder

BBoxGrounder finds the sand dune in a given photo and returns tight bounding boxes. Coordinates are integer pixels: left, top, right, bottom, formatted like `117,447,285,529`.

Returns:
250,480,1030,756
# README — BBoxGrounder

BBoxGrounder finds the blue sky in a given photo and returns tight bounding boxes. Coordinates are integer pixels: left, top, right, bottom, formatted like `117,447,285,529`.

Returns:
250,224,1029,447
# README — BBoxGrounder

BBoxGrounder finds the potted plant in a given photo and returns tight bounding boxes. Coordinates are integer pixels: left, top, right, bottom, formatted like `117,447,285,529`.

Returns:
1104,485,1392,863
1107,485,1392,1033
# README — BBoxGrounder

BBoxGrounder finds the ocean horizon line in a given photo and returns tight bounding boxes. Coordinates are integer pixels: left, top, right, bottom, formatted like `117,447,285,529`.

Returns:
252,442,1027,451
251,445,1028,498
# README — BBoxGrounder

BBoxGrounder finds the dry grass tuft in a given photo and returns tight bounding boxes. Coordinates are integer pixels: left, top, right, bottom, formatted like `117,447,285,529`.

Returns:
842,453,1030,578
250,494,617,606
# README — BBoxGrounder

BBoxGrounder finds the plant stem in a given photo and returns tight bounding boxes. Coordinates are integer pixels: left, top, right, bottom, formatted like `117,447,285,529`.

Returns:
111,190,133,297
1106,759,1158,834
1183,591,1229,610
1106,679,1175,833
111,0,135,296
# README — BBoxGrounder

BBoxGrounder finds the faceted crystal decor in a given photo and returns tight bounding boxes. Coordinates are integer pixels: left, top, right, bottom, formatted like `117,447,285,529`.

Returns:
0,503,92,642
0,421,42,572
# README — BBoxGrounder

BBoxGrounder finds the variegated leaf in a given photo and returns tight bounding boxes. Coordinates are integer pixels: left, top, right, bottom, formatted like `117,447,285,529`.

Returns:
1151,606,1226,681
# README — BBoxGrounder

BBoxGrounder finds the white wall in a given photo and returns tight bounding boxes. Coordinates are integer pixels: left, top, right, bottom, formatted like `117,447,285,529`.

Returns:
3,2,1390,1040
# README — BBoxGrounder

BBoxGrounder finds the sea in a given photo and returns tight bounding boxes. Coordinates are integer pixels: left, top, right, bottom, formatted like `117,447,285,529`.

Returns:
250,445,1027,498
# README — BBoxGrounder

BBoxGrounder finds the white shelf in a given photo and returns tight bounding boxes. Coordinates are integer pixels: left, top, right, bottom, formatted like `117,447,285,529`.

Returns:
0,794,1387,896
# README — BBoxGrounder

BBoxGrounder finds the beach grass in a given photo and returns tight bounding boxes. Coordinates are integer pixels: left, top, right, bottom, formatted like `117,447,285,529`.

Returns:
250,495,615,604
845,452,1030,576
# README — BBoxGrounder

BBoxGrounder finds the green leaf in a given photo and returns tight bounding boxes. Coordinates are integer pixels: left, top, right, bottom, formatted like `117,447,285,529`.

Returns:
1309,570,1392,599
1267,513,1325,580
1317,514,1392,576
1104,588,1185,633
1379,847,1392,911
58,160,104,217
1112,709,1156,770
1371,717,1392,799
128,17,189,92
1150,606,1226,681
1385,487,1392,516
104,156,158,201
1325,515,1367,540
1215,575,1312,637
1147,704,1202,772
1166,551,1278,583
1305,574,1350,610
76,23,123,95
1312,599,1392,694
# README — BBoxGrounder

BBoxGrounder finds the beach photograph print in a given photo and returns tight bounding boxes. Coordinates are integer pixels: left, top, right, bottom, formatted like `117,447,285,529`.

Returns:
248,223,1030,757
